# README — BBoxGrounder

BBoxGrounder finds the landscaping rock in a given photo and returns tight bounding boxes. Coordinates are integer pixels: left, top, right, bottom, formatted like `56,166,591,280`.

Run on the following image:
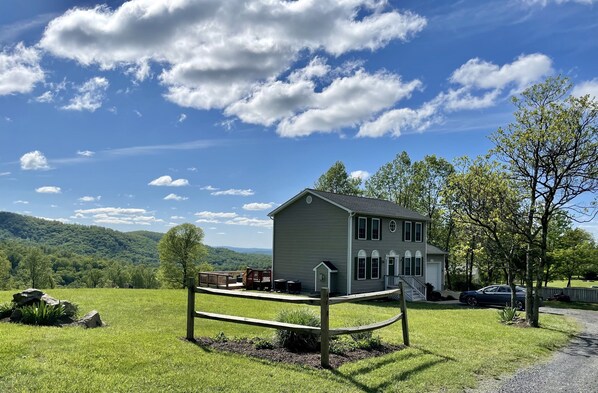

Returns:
78,310,103,328
60,300,77,317
41,294,60,307
12,288,44,307
10,308,22,322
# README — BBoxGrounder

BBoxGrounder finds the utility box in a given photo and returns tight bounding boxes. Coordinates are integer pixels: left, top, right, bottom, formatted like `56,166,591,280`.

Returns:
313,261,338,294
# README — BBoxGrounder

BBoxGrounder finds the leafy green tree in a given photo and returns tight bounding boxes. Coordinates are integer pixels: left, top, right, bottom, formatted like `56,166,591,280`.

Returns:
492,76,598,326
0,250,12,290
365,151,414,208
551,228,596,287
314,161,362,195
158,224,206,288
18,247,53,288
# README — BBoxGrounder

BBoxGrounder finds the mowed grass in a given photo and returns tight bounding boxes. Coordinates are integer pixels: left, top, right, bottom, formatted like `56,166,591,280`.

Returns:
546,279,598,288
0,289,577,393
544,301,598,312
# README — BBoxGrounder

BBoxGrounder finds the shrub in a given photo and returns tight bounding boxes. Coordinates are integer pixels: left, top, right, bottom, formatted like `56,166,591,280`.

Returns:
0,302,15,319
349,318,374,342
355,335,383,350
20,302,65,326
329,337,357,355
497,306,519,325
583,270,597,281
252,337,274,350
214,331,229,343
275,308,320,352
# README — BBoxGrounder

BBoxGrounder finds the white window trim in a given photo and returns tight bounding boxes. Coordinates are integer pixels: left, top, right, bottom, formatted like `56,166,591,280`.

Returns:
415,222,422,242
371,218,380,240
404,221,412,242
358,216,367,240
389,220,396,233
357,258,367,280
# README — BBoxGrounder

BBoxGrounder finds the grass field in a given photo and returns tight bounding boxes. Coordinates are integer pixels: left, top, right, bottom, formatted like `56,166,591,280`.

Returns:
0,289,578,393
546,279,598,288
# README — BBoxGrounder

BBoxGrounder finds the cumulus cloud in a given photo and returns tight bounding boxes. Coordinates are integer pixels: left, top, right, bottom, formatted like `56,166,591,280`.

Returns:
194,210,271,228
350,170,370,181
36,186,61,194
0,43,44,95
36,216,71,224
77,150,95,157
572,79,598,99
164,193,188,201
211,188,254,196
78,195,101,202
224,217,273,228
195,211,239,219
39,1,426,136
20,151,50,170
148,175,189,187
73,207,163,225
242,202,274,211
62,77,109,112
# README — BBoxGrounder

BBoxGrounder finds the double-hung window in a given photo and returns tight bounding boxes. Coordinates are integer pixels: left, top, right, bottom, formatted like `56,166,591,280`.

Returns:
404,221,412,242
371,218,380,240
357,217,367,240
371,251,380,279
415,222,422,242
357,251,367,280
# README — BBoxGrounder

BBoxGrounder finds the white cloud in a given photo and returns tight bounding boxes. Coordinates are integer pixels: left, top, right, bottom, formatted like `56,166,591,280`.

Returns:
211,188,254,196
20,150,50,170
243,202,274,211
171,215,185,220
36,186,61,194
134,110,142,117
77,150,95,157
195,211,239,220
350,170,370,181
13,200,29,204
148,175,189,187
164,193,188,201
35,91,54,103
224,217,273,228
178,113,187,123
0,171,11,176
0,43,44,95
200,185,218,191
74,207,163,226
39,1,426,135
36,216,71,224
572,79,598,99
62,77,109,112
187,167,197,172
78,195,101,202
523,0,597,5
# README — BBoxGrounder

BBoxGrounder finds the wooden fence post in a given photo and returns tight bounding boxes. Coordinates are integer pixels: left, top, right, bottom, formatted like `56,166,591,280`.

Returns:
320,287,330,368
187,277,196,342
398,281,410,346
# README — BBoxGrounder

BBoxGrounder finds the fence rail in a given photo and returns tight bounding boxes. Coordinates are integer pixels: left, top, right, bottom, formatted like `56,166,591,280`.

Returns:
186,279,410,368
540,287,598,303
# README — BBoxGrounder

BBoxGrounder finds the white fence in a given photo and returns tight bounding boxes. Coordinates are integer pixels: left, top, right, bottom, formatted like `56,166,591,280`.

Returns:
540,287,598,303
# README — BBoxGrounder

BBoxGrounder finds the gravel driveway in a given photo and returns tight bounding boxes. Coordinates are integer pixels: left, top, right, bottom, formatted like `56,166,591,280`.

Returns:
472,306,598,393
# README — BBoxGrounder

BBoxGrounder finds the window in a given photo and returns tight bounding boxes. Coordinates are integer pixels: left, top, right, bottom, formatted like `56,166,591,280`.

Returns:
371,251,380,279
371,218,380,240
415,222,422,242
357,250,367,280
415,251,422,276
404,221,412,242
404,251,412,275
389,220,396,232
357,217,367,240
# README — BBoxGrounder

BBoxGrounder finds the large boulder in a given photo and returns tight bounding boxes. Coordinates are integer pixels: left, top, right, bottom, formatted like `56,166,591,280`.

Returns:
78,310,103,329
13,288,44,307
41,294,60,307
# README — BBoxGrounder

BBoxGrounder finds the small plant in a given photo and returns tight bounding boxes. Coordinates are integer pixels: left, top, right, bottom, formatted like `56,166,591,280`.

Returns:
20,301,65,326
275,308,320,352
214,331,229,343
0,302,15,319
349,318,374,342
354,335,383,350
252,337,274,350
497,306,519,325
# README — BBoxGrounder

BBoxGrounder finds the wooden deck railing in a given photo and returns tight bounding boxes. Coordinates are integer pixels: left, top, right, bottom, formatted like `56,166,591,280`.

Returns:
198,272,234,289
186,279,409,368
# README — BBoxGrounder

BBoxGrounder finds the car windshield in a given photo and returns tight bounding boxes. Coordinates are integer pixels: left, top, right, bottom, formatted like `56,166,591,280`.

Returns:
480,286,498,293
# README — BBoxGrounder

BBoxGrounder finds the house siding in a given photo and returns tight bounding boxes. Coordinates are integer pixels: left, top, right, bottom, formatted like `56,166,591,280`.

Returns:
272,194,348,294
351,218,427,294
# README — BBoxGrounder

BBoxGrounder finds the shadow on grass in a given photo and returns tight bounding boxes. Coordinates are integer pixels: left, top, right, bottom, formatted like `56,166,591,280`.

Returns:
353,299,464,311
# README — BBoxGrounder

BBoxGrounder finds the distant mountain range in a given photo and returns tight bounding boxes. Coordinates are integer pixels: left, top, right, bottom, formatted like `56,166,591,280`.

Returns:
0,212,271,270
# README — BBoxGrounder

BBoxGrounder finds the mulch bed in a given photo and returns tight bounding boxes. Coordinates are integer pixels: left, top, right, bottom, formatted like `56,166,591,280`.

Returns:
190,337,405,369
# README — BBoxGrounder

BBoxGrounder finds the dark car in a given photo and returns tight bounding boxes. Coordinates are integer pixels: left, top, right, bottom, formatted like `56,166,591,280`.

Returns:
459,284,528,310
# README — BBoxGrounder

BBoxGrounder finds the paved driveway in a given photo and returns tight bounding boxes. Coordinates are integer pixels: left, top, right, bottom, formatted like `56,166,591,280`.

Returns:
472,307,598,393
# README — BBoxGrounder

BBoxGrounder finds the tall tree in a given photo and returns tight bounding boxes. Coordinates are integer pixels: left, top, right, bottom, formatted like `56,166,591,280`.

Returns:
18,247,53,288
158,223,206,288
0,250,12,290
314,161,362,195
492,76,598,326
551,228,596,287
365,151,414,208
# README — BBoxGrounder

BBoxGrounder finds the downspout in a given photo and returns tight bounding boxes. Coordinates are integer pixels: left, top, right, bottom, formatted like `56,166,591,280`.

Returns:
270,215,275,280
347,212,355,295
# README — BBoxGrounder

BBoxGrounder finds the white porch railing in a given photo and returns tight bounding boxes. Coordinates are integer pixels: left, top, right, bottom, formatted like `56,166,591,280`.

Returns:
385,275,426,301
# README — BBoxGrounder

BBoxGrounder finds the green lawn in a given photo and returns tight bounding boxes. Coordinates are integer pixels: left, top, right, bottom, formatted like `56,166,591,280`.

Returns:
546,279,598,288
544,300,598,312
0,289,578,393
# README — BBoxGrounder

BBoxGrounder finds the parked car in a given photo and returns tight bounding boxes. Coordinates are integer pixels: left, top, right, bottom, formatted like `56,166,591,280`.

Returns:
459,285,531,310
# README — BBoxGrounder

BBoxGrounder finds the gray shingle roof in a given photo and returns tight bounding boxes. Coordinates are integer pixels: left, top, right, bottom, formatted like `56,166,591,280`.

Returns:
308,189,429,221
427,244,448,254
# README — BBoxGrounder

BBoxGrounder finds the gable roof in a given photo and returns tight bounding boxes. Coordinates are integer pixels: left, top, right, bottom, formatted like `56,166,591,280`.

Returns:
427,244,448,254
268,188,429,221
313,261,338,272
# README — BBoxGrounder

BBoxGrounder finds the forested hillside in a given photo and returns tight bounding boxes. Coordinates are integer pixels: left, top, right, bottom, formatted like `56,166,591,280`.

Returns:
0,212,271,289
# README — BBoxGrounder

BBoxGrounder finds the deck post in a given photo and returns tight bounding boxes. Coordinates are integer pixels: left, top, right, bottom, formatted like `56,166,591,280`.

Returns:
186,277,196,342
398,281,410,346
320,287,330,368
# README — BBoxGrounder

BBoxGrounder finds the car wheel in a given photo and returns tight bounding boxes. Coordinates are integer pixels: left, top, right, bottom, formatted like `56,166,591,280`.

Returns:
467,296,478,307
515,300,524,310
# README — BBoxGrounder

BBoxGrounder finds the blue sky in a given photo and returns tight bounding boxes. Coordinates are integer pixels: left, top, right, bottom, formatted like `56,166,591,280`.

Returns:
1,0,597,248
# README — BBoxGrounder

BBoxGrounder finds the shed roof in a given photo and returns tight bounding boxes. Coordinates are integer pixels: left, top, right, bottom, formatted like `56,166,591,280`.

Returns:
427,244,448,254
312,260,338,272
268,188,429,221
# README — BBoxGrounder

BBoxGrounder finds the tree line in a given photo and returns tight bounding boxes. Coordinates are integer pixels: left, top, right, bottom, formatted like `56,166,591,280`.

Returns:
314,76,598,326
